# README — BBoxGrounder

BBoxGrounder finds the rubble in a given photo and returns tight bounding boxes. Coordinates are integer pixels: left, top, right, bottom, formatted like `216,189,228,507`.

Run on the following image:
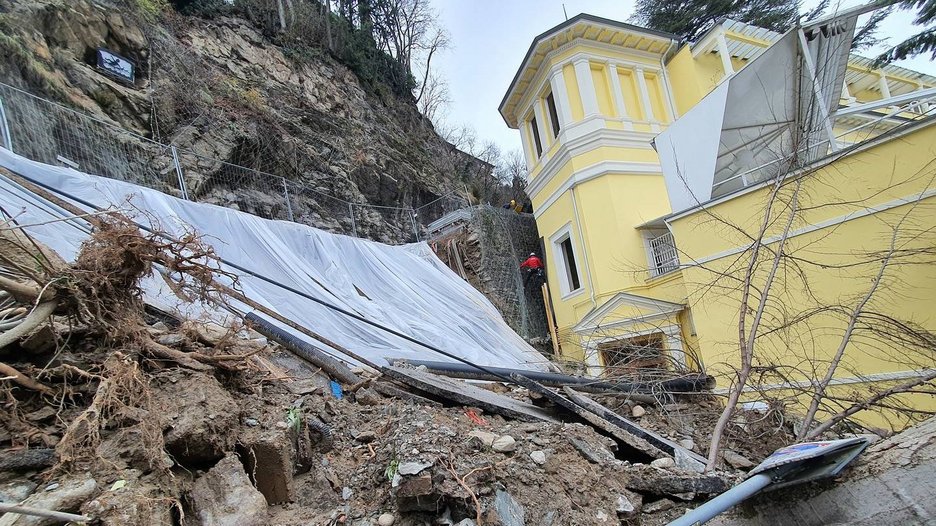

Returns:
0,208,797,526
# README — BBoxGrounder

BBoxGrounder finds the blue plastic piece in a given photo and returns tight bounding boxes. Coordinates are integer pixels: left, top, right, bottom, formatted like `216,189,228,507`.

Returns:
330,380,343,399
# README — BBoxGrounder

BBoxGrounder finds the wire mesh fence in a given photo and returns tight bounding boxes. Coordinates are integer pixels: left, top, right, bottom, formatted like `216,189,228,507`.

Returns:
0,80,470,242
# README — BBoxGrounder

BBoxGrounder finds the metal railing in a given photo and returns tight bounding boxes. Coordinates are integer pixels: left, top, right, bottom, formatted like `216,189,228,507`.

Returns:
648,231,679,277
0,80,469,243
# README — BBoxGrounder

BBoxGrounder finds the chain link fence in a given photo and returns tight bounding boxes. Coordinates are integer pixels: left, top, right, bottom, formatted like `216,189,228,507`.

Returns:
0,80,470,242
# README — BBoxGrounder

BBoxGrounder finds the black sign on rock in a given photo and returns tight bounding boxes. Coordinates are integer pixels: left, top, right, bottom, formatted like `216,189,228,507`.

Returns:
95,48,135,84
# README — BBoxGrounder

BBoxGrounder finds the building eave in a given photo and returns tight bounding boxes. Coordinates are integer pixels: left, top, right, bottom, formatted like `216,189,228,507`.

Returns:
498,13,678,128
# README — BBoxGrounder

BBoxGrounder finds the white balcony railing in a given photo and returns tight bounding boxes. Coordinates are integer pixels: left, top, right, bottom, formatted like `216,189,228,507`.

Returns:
648,232,679,277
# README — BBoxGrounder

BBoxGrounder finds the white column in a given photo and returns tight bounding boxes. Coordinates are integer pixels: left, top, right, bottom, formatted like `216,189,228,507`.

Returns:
532,100,550,152
607,64,629,120
635,66,655,122
573,58,600,117
878,74,892,99
549,68,573,128
842,80,856,104
716,30,735,80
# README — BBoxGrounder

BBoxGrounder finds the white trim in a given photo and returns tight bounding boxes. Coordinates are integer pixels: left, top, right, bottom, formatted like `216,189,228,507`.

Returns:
687,187,936,267
533,159,663,219
573,290,684,332
716,31,735,77
712,368,936,394
527,126,660,199
549,222,585,298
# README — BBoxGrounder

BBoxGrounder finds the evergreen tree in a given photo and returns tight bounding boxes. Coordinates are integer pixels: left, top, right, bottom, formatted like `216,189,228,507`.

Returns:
631,0,799,41
877,0,936,62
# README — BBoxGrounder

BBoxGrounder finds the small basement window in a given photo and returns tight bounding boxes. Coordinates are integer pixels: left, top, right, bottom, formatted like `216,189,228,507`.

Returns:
599,332,666,380
530,116,543,157
546,92,560,138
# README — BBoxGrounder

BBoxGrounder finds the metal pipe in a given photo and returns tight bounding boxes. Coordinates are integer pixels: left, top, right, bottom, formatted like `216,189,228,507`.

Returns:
667,474,772,526
0,97,13,152
391,359,713,394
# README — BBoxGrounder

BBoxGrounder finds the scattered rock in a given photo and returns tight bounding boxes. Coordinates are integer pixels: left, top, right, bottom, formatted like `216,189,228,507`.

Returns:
674,448,705,473
722,449,756,470
355,387,382,406
342,487,353,500
626,464,733,496
397,461,433,476
354,431,377,443
530,450,546,465
651,457,675,469
0,479,38,503
468,430,498,448
377,513,395,526
616,494,640,517
679,438,695,451
569,437,613,465
494,488,525,526
492,435,517,453
631,405,647,418
0,477,97,526
596,509,609,521
0,448,56,472
243,417,260,427
190,455,268,526
643,498,675,514
453,520,476,526
395,473,436,512
156,333,185,347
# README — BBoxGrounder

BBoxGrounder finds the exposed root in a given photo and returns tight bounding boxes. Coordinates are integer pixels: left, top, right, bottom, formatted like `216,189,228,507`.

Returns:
0,300,58,350
56,353,164,472
0,361,53,395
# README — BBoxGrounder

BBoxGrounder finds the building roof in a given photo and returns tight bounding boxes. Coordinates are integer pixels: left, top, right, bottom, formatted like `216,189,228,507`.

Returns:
692,18,936,96
498,13,678,128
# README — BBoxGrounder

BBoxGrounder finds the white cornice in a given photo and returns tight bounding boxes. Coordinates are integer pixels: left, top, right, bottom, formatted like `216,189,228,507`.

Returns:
527,123,660,199
573,291,684,333
533,159,663,219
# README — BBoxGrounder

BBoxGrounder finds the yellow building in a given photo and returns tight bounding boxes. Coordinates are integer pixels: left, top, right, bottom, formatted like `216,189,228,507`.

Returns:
499,11,936,429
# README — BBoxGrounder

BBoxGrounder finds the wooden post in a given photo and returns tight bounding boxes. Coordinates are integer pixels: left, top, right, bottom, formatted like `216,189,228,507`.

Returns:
541,282,560,358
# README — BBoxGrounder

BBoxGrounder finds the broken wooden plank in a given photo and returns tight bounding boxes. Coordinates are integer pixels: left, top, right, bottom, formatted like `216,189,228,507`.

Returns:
381,366,556,422
562,387,708,466
509,373,665,460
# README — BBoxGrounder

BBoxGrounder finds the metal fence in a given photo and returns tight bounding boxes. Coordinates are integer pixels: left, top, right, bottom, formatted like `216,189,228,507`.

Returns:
0,80,469,242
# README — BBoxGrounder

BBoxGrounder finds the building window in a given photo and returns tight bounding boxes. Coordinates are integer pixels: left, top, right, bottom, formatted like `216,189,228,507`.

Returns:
599,332,666,380
530,116,543,157
558,235,580,291
546,92,560,138
647,231,679,277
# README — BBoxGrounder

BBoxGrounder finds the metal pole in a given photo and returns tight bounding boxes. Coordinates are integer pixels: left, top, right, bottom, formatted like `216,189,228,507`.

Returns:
667,474,773,526
348,203,357,237
282,178,294,222
170,145,188,200
0,97,13,152
410,209,419,242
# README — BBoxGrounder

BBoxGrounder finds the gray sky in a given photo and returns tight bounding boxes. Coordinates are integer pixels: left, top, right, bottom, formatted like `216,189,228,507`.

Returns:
430,1,936,156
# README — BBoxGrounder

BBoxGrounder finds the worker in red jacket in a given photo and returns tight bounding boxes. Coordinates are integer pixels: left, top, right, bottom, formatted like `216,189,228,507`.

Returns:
520,252,544,287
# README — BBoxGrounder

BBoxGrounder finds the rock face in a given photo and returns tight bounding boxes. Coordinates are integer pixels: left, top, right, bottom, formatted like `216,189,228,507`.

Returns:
0,0,491,243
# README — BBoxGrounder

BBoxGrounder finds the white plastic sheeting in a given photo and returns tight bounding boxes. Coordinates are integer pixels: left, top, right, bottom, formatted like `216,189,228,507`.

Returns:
656,11,858,214
0,148,553,371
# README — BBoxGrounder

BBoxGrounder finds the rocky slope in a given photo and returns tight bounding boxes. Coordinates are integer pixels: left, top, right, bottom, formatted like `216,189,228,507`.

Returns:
0,0,487,242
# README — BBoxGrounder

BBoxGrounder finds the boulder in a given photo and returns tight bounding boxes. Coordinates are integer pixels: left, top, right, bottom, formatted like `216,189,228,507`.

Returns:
190,455,268,526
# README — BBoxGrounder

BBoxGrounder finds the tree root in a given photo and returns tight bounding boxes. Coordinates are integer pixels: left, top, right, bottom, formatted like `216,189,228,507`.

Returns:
0,361,53,394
